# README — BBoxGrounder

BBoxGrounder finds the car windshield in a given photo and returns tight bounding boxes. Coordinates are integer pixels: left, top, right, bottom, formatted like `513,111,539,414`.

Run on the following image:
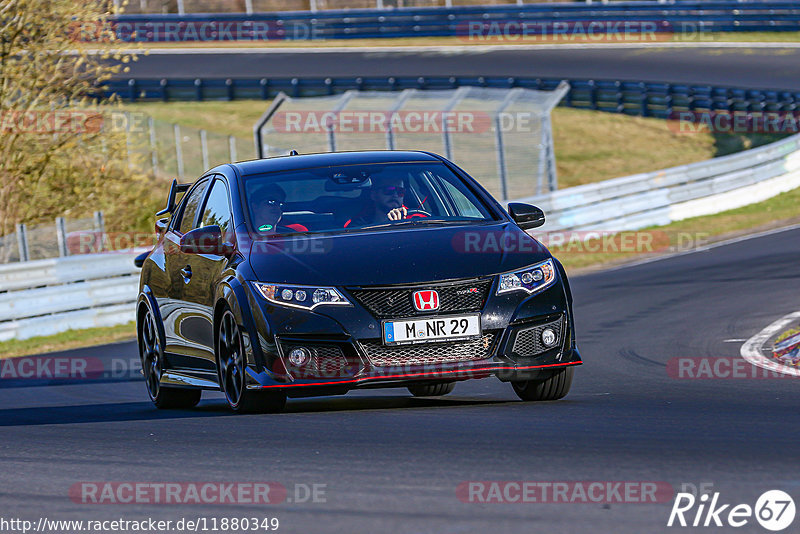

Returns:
243,161,497,236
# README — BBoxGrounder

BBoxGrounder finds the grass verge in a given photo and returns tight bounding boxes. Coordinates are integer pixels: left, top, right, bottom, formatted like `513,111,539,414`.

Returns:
0,322,136,360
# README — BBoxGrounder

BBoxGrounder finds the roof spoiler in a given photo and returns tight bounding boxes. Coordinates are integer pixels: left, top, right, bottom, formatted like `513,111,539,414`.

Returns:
155,179,192,216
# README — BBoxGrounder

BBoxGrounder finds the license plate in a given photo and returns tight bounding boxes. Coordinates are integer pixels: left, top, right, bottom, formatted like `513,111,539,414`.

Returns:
383,314,481,345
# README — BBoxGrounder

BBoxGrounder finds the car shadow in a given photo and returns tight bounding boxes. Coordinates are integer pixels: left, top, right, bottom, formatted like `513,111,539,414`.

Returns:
0,395,522,427
0,401,230,427
282,395,516,414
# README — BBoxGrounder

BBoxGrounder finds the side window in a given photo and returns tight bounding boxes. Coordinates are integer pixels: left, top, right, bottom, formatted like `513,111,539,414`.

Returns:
178,179,209,234
441,180,482,218
199,179,232,233
408,173,444,215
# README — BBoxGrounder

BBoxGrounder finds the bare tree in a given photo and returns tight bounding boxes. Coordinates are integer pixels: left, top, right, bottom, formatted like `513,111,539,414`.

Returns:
0,0,145,236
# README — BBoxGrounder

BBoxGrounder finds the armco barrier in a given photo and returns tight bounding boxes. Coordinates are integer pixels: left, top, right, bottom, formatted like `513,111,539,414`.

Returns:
106,76,800,120
0,252,141,342
106,1,800,41
513,131,800,231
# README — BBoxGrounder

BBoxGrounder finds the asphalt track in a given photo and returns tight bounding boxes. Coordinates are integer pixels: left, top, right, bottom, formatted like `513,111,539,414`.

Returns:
2,226,799,533
119,46,800,91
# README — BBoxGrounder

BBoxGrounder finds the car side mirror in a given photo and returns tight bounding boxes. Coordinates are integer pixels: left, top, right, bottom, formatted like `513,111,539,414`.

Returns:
134,251,149,268
507,203,545,230
155,217,169,235
179,225,234,256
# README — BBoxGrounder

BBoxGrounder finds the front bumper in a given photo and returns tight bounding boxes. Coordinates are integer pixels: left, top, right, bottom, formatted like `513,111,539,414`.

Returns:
248,310,582,393
240,276,582,392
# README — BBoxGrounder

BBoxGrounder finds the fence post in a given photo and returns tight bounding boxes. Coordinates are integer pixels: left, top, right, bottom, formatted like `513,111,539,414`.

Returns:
327,91,356,153
229,135,238,162
245,0,253,14
542,114,558,192
148,116,158,176
56,217,68,257
177,0,185,15
492,88,521,201
309,0,318,13
441,87,468,161
200,129,210,170
174,124,185,180
386,89,415,150
93,211,106,253
16,223,29,262
494,114,509,201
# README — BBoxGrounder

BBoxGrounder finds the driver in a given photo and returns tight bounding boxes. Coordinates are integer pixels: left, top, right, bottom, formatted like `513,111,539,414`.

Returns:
345,175,408,227
370,175,408,222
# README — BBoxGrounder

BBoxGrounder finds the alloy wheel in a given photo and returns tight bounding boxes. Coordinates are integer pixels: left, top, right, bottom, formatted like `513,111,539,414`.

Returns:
219,310,246,407
140,310,162,400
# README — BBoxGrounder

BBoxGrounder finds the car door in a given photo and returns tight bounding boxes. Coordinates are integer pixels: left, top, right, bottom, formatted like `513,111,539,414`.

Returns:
161,177,210,368
179,177,235,370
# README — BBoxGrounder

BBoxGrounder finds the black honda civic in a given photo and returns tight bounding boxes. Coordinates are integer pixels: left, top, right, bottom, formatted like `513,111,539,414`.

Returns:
136,150,582,412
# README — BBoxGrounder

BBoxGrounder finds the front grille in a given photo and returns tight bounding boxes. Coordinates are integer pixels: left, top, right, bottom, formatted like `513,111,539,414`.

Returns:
511,317,563,357
360,332,497,367
280,343,360,379
348,279,492,319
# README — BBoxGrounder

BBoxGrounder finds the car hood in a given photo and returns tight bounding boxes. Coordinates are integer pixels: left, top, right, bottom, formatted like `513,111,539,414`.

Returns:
247,222,551,287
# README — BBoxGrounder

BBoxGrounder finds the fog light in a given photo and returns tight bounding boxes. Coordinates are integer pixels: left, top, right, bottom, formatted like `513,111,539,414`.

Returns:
541,328,557,347
288,347,310,366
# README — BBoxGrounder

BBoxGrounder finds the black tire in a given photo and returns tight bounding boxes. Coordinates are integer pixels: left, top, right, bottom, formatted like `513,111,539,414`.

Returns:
408,382,455,397
139,307,201,409
217,308,286,414
511,366,574,402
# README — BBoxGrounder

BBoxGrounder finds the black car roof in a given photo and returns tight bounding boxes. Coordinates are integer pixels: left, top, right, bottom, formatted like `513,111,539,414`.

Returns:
232,150,440,177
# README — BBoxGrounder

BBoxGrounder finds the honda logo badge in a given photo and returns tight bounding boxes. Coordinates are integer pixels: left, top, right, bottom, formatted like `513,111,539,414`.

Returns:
413,290,439,311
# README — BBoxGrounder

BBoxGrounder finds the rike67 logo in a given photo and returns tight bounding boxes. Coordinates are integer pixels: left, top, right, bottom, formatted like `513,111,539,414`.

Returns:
668,490,795,531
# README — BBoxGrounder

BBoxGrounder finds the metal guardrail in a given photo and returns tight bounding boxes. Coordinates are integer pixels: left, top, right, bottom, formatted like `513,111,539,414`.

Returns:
108,1,800,40
0,252,141,341
116,0,705,16
514,131,800,231
107,76,800,120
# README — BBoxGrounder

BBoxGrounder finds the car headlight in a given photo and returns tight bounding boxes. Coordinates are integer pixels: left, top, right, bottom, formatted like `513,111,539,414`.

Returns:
496,258,557,296
252,282,351,310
